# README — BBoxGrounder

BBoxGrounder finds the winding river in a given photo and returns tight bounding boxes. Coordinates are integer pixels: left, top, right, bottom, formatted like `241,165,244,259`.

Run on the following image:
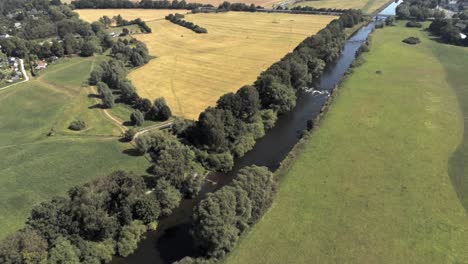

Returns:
111,1,402,263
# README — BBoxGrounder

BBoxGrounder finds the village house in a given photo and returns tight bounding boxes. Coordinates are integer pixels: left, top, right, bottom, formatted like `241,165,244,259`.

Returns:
35,60,48,70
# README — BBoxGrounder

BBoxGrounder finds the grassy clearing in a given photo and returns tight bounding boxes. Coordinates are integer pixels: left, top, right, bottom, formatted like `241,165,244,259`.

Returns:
292,0,390,13
0,56,150,239
128,12,335,119
226,22,468,263
76,9,186,23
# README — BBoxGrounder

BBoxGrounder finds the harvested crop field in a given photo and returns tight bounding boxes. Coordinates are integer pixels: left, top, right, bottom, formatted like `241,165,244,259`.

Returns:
76,9,185,23
128,12,336,119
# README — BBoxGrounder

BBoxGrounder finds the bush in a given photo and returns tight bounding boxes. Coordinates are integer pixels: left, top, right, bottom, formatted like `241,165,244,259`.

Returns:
402,37,421,45
130,110,145,126
122,128,137,142
68,119,86,131
406,21,422,28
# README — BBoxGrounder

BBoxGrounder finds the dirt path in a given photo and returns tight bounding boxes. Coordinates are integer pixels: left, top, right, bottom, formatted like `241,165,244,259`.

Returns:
0,59,29,92
89,86,127,134
133,121,173,138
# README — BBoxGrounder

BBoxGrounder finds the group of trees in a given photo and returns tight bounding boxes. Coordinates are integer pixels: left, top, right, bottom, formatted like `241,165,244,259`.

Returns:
290,5,350,13
217,2,258,12
190,166,276,259
396,0,444,20
394,0,467,46
429,18,468,46
88,38,172,124
111,15,152,33
135,130,205,197
72,0,209,10
0,171,181,263
0,1,113,63
110,38,150,67
165,14,208,33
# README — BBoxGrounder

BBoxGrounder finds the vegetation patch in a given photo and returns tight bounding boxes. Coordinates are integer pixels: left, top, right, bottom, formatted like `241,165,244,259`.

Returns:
292,0,390,14
406,21,422,28
165,13,208,33
402,36,421,44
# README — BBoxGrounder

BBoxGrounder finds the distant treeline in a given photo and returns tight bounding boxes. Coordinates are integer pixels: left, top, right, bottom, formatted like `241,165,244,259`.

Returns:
71,0,211,10
290,5,350,13
165,13,207,33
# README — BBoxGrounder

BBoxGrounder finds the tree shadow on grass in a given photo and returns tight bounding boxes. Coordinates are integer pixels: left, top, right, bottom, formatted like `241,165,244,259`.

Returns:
122,148,142,157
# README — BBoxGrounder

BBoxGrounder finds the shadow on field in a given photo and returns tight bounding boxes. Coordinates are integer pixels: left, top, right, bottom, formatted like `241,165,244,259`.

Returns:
434,41,468,213
122,148,142,157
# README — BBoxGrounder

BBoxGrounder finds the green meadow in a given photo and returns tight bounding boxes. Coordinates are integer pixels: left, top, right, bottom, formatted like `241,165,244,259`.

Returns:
0,56,150,239
226,22,468,263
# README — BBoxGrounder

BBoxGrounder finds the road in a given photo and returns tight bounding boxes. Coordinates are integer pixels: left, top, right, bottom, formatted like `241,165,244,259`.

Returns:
0,59,29,91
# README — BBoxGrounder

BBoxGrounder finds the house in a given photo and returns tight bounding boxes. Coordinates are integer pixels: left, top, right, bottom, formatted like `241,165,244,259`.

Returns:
14,23,22,29
9,57,16,64
461,33,467,39
0,34,11,39
35,60,48,70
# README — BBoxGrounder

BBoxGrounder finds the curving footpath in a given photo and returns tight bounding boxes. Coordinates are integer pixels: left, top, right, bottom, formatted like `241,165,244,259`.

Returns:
0,59,29,91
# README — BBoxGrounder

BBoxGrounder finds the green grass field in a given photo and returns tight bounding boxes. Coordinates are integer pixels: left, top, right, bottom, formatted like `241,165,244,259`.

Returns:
226,22,468,263
0,56,150,239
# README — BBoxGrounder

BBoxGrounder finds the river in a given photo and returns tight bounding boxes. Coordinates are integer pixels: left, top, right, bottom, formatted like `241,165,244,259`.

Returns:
111,1,402,263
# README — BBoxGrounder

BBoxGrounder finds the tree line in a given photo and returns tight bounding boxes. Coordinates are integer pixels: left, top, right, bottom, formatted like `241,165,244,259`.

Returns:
165,13,208,33
71,0,210,10
0,171,182,263
89,38,173,125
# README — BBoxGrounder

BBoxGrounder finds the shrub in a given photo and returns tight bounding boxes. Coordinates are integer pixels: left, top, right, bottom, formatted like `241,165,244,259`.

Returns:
406,21,422,28
68,119,86,131
402,37,421,45
130,110,145,126
123,128,137,142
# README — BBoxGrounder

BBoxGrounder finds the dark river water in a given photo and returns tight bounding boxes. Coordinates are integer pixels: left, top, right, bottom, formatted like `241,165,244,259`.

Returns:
111,1,402,263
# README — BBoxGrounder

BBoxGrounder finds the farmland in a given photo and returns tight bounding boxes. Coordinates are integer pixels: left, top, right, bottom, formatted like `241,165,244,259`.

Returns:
75,9,183,22
124,12,335,119
292,0,390,13
0,56,150,239
226,22,468,263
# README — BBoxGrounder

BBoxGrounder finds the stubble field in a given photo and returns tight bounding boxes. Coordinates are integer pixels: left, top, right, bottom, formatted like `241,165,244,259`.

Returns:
126,12,335,119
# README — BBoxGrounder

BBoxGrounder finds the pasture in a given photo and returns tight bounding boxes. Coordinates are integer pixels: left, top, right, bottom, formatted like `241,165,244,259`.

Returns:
292,0,390,13
76,9,186,22
226,22,468,263
127,12,335,119
0,56,150,239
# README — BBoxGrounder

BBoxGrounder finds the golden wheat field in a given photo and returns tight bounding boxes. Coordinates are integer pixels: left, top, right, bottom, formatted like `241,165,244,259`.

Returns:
75,9,184,22
126,12,335,119
292,0,390,13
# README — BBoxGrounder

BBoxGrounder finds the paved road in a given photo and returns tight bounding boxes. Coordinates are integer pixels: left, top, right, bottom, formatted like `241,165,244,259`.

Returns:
0,59,29,92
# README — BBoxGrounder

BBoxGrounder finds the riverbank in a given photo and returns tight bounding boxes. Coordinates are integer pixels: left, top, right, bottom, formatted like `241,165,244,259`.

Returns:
225,21,468,263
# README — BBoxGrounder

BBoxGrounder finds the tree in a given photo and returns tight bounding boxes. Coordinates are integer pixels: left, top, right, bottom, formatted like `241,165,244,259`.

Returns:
154,179,182,216
69,119,86,131
117,221,147,257
147,97,172,121
63,34,77,55
130,51,145,67
51,40,64,57
130,110,144,126
0,228,48,264
81,41,97,57
99,16,112,28
97,82,114,108
48,237,81,264
232,165,276,223
256,75,296,114
123,128,137,142
81,240,115,264
192,186,252,258
133,195,160,224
